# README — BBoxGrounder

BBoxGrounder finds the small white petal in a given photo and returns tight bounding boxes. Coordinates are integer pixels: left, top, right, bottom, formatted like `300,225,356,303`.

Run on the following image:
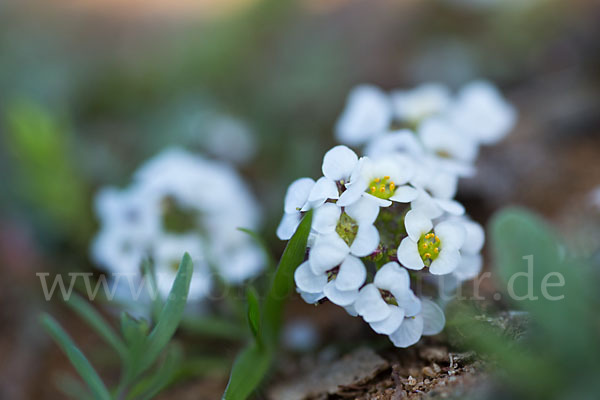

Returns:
350,224,380,257
363,193,392,207
429,248,461,275
276,213,301,240
344,303,358,316
335,255,366,291
323,281,359,306
345,196,380,225
312,203,341,234
354,284,390,323
453,254,482,281
404,209,433,241
370,306,405,335
436,199,465,216
396,290,422,317
322,145,359,181
374,262,409,293
389,315,424,348
421,299,446,335
435,221,466,250
337,180,366,207
335,85,392,146
284,178,315,214
410,190,443,219
397,237,425,271
309,234,350,274
308,177,339,202
461,220,485,254
299,290,325,304
389,185,418,203
295,261,327,293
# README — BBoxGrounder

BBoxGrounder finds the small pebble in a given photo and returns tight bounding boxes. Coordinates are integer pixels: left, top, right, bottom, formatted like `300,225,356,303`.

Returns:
422,366,437,378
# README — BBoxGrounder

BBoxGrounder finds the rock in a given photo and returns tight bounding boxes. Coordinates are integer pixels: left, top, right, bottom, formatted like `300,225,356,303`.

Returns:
268,347,389,400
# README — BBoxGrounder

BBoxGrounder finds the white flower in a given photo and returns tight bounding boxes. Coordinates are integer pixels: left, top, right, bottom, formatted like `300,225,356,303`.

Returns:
389,298,445,348
335,85,392,146
304,145,359,211
296,199,380,306
409,187,465,219
354,262,421,335
365,130,460,200
397,210,466,275
203,114,257,164
435,217,485,293
276,177,315,240
417,116,478,177
312,199,380,256
337,155,418,207
295,255,366,307
447,80,516,145
391,83,451,125
364,129,426,160
92,148,264,302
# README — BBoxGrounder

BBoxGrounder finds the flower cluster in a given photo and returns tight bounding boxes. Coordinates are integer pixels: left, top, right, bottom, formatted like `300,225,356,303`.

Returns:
278,80,514,347
91,148,264,301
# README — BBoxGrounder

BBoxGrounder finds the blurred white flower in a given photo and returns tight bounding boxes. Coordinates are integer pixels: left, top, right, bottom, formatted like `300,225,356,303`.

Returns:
153,233,212,301
203,114,257,164
398,210,466,275
91,147,264,302
447,80,516,145
417,116,478,176
391,83,451,125
335,85,392,146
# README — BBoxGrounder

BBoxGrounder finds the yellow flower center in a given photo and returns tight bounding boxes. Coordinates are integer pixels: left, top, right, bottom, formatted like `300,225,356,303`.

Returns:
418,232,441,266
367,176,396,200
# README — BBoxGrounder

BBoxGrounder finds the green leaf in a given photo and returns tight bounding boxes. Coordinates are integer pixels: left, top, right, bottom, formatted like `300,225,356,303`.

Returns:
138,253,194,374
222,343,272,400
490,208,595,357
126,345,183,400
222,211,313,400
66,294,128,361
263,210,313,343
141,259,163,321
246,286,261,342
40,314,112,400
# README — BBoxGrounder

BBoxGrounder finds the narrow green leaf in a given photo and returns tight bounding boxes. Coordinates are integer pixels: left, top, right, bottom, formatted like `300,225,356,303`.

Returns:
263,210,313,342
66,294,128,360
222,343,272,400
141,259,163,321
222,211,313,400
246,286,261,342
126,345,183,400
138,253,193,374
40,314,112,400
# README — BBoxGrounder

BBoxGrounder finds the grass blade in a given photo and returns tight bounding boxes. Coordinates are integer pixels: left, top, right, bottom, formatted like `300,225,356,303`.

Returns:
139,253,193,374
40,314,112,400
66,294,128,360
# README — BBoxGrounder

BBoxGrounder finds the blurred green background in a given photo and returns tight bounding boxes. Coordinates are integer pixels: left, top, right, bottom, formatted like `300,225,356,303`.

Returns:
1,0,599,398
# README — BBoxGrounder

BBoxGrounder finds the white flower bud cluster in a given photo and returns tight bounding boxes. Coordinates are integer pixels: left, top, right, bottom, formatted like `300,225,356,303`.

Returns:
91,148,264,301
278,80,515,347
